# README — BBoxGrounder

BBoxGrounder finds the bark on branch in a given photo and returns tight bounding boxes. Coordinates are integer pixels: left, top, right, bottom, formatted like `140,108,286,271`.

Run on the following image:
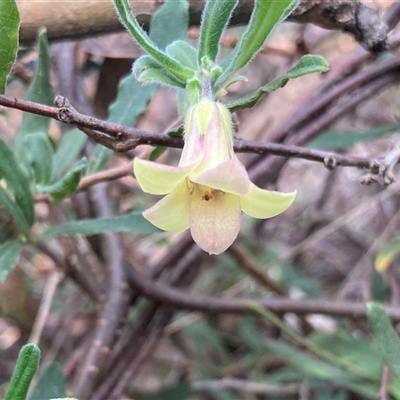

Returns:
17,0,387,52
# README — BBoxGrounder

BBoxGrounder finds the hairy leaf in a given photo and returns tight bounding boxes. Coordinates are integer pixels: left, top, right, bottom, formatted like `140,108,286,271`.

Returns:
216,0,298,90
198,0,238,63
227,55,328,111
4,344,40,400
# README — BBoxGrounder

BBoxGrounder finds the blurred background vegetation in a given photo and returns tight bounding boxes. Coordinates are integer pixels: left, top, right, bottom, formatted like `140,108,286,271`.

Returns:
2,0,400,399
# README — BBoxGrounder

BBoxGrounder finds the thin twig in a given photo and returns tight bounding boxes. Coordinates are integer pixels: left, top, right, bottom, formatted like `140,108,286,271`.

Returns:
29,271,62,345
0,94,390,175
125,266,400,321
76,184,128,399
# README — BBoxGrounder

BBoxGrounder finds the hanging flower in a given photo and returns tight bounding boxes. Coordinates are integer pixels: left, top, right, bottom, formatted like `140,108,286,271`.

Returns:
134,98,296,254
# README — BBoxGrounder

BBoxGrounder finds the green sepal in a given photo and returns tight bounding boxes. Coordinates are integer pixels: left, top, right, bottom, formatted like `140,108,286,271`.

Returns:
227,54,329,112
4,343,40,400
36,158,87,202
198,0,238,63
0,0,20,93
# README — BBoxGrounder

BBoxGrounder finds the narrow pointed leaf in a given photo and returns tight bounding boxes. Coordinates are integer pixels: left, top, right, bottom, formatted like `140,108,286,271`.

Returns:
198,0,238,63
227,55,328,111
0,137,34,225
25,132,54,185
264,339,379,398
367,302,400,381
41,211,159,239
113,0,194,83
149,0,188,50
0,186,31,238
16,28,54,184
19,28,53,135
308,124,400,151
37,158,87,202
4,344,40,400
51,129,87,181
0,0,19,93
0,240,22,284
216,0,298,89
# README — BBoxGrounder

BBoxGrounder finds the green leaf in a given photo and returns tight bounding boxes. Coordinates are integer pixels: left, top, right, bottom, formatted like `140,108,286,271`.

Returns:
0,0,19,93
264,339,378,398
4,343,40,400
149,146,167,161
216,0,298,90
0,240,22,284
0,182,31,238
113,0,194,84
16,28,54,184
51,129,87,181
0,137,34,226
25,133,54,185
308,124,400,151
28,364,65,400
227,55,329,111
149,0,188,50
367,302,400,382
18,28,53,137
133,55,186,88
41,211,159,239
37,158,87,202
166,41,198,71
198,0,238,63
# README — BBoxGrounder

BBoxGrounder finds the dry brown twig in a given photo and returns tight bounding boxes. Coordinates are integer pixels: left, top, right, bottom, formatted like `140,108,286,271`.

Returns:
0,93,397,189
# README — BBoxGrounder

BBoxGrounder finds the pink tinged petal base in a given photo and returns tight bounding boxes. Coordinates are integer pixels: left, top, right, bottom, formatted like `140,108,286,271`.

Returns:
240,183,296,219
143,180,190,232
134,158,195,195
191,157,250,196
189,184,241,255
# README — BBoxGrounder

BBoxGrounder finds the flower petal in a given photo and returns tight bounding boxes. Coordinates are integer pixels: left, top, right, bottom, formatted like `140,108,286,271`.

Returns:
189,184,241,255
191,157,250,195
143,180,190,232
134,158,195,195
240,183,296,219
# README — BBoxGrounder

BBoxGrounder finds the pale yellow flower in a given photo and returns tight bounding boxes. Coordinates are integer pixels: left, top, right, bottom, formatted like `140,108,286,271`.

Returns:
134,98,295,254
